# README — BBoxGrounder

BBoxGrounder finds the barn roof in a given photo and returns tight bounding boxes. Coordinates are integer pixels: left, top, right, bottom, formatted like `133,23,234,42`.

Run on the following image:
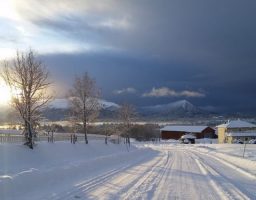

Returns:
160,125,210,133
217,119,256,128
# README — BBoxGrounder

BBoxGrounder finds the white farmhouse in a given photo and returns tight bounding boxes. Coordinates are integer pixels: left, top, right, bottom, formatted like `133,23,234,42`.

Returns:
216,119,256,143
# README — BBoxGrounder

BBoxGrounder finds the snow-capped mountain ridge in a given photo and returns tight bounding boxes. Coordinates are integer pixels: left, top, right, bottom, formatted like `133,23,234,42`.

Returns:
143,100,198,112
44,99,211,120
49,98,120,110
139,99,209,118
98,100,120,110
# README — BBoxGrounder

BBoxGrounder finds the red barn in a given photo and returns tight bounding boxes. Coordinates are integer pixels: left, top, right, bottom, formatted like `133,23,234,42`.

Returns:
160,125,215,140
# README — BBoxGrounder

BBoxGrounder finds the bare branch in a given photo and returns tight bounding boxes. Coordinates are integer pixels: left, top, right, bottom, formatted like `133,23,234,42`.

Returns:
1,49,53,148
68,72,101,144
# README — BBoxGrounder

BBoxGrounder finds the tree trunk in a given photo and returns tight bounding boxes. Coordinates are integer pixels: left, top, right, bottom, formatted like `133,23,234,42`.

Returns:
24,121,29,141
28,122,33,149
105,134,108,145
23,121,29,145
27,102,33,149
84,120,88,144
23,120,33,149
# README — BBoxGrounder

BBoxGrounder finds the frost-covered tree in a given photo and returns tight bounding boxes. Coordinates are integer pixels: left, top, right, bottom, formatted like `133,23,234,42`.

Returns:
118,103,136,146
1,50,52,149
68,72,101,144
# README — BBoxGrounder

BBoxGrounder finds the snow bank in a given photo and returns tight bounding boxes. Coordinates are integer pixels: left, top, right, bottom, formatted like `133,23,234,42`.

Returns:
192,144,256,177
195,144,256,161
195,138,218,144
0,141,158,200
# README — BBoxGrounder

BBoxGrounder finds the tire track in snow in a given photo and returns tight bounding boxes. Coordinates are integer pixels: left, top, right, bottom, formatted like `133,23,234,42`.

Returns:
178,150,219,200
191,152,251,200
88,150,166,199
42,150,160,200
119,150,172,200
42,167,127,200
192,148,256,198
142,145,222,199
39,145,255,200
190,148,256,179
151,150,176,200
52,167,126,200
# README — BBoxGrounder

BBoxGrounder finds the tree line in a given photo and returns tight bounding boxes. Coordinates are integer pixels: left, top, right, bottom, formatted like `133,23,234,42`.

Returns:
1,49,151,149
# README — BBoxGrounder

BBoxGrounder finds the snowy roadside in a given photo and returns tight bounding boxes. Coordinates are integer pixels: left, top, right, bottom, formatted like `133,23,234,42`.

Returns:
190,144,256,177
1,141,255,200
195,144,256,161
141,142,256,178
0,141,159,200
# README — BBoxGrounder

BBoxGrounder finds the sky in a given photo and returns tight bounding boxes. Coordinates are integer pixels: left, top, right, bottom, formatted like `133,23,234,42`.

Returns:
0,0,256,113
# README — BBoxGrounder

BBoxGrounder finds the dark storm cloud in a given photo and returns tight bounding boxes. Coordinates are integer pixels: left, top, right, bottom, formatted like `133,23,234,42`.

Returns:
4,0,256,113
31,0,256,63
41,51,256,113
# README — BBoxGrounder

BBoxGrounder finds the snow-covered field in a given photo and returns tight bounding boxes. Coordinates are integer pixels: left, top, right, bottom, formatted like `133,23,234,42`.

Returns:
0,141,255,200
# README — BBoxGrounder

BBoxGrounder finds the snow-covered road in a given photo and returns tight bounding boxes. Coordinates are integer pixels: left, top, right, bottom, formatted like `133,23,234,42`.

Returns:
1,142,255,200
44,145,256,200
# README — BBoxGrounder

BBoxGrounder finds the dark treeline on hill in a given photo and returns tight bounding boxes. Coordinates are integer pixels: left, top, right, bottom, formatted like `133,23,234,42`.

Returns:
128,124,160,141
42,108,70,121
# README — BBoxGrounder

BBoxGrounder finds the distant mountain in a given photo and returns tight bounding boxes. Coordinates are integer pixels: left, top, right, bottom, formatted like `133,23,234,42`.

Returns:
142,100,197,112
42,107,70,121
43,99,213,121
98,99,120,119
44,99,120,121
49,99,120,110
48,99,69,109
1,99,254,123
139,100,211,118
98,100,120,111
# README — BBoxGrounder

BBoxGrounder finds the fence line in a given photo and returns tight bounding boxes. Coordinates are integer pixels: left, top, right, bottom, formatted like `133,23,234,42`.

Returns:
0,134,26,143
0,133,107,144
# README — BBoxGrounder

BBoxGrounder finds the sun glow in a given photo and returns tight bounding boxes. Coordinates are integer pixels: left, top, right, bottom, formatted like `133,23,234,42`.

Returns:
0,81,12,106
0,0,18,20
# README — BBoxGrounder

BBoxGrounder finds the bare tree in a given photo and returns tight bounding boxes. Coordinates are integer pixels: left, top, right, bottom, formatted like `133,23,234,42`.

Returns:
68,72,101,144
103,123,120,144
1,50,52,149
118,103,136,146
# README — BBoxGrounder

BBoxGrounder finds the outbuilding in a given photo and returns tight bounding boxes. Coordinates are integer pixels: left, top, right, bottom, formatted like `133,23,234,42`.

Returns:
180,134,196,144
160,125,216,140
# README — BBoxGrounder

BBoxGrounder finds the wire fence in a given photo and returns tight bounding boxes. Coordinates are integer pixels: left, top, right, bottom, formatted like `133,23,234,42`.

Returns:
0,134,26,143
0,133,107,144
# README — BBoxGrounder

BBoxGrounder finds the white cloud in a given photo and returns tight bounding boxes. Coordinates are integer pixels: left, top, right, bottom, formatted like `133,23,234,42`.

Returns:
113,87,137,95
143,87,176,97
0,0,133,56
142,87,205,98
97,18,132,30
179,90,205,97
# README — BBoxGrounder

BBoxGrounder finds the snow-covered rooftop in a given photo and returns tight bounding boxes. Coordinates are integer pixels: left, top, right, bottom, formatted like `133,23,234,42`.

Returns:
160,125,210,133
217,119,256,128
181,134,196,139
226,132,256,137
